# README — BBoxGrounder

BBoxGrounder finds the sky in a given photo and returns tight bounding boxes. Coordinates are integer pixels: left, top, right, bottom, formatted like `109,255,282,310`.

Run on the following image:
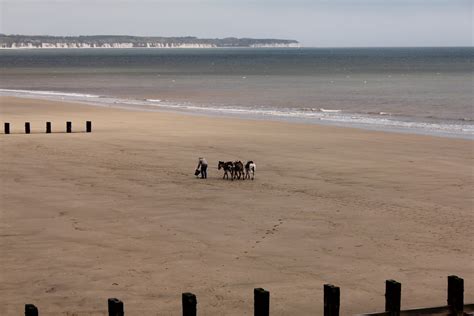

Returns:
0,0,472,47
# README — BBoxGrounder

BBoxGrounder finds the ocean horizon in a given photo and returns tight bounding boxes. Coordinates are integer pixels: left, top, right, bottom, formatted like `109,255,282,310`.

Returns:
1,47,473,138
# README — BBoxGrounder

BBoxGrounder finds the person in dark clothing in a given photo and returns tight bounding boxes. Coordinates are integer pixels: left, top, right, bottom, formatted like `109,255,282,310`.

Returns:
197,157,208,179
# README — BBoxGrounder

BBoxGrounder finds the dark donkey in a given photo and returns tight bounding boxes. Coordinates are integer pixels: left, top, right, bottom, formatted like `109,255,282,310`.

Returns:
218,161,234,180
233,161,244,180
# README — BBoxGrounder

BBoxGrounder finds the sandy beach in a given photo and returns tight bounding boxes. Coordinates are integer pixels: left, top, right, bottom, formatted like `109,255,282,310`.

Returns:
0,96,472,315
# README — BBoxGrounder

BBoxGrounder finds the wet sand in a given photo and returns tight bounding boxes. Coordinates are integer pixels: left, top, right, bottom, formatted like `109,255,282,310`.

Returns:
0,96,472,315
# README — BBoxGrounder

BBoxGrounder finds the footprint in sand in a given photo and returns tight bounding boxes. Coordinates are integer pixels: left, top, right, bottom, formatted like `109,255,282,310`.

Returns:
45,287,56,293
246,218,285,252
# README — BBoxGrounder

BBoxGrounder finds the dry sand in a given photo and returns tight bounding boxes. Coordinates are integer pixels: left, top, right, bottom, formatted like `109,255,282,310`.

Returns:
0,96,472,315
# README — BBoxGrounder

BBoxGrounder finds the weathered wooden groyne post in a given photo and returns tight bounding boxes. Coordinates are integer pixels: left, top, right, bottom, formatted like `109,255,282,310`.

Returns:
86,121,92,133
25,122,31,134
182,292,197,316
254,288,270,316
385,279,401,316
4,122,10,134
324,284,340,316
66,121,72,133
46,122,51,134
108,298,124,316
448,275,464,314
25,304,39,316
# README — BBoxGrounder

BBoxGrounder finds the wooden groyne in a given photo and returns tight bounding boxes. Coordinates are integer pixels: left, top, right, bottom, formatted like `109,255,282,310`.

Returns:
3,121,92,134
23,276,473,315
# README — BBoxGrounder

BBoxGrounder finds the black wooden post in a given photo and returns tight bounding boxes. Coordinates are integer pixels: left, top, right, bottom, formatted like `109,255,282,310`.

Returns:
4,122,10,134
86,121,92,133
25,304,39,316
182,292,197,316
108,298,124,316
385,280,401,315
46,122,51,134
324,284,340,316
66,121,72,133
448,275,464,314
254,288,270,316
25,122,31,134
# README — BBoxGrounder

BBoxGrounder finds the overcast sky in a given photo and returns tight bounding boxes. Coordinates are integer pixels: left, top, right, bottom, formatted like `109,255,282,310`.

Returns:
0,0,472,47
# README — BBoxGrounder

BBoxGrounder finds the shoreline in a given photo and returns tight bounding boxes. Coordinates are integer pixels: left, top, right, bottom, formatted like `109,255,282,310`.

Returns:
1,88,472,140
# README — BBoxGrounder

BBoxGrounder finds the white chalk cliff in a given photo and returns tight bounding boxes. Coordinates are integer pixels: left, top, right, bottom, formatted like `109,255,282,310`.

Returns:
0,35,300,49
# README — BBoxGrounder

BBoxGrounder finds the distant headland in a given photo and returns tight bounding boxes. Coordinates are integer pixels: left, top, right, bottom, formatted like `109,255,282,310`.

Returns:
0,34,301,49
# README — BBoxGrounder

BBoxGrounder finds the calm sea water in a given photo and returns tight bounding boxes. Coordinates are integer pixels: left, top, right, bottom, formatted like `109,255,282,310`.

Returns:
1,47,473,137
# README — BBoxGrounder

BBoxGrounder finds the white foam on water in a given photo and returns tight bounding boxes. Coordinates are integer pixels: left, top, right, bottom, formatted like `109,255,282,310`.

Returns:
320,108,342,113
1,88,473,139
0,88,99,98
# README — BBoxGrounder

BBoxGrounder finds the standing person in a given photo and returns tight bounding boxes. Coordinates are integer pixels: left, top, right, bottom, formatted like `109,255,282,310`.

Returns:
197,157,208,179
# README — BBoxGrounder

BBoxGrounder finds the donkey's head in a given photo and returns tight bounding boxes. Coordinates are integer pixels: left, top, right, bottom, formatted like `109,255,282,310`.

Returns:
218,161,224,170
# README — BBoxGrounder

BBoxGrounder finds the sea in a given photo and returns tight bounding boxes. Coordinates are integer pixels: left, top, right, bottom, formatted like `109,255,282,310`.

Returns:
0,47,473,138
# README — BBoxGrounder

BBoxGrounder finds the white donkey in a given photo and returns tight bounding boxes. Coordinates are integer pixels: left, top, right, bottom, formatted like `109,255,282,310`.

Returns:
244,161,256,180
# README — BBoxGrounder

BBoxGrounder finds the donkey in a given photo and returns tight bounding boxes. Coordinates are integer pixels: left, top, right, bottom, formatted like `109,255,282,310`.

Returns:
245,161,256,180
218,161,234,180
233,161,245,180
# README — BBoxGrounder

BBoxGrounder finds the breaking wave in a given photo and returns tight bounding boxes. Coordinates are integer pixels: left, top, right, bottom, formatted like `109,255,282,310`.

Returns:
1,88,472,139
0,89,99,99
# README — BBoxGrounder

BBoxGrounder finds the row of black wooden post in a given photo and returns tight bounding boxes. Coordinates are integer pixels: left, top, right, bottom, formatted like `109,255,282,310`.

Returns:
3,121,92,134
381,276,464,315
22,276,466,316
23,288,271,316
